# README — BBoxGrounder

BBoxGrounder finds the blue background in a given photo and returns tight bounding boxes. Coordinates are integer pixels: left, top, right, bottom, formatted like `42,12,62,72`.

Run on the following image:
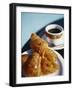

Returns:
21,12,64,48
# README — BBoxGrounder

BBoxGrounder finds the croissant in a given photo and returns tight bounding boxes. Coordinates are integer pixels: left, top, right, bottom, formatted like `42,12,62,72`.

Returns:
30,33,48,54
22,52,41,77
22,54,29,64
30,33,57,61
22,33,59,77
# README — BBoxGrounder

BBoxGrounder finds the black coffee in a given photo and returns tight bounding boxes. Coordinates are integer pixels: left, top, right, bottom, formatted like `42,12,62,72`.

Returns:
48,29,61,33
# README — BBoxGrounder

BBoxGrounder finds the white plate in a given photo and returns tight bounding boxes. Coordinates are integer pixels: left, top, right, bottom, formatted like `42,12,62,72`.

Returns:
42,34,64,50
22,49,64,77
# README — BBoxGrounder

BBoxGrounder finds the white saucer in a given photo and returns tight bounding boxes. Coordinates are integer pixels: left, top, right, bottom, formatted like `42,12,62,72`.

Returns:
42,34,64,50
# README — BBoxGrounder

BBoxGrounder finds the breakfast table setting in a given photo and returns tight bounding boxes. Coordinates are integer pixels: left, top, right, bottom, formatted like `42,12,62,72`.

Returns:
22,18,64,58
22,18,64,77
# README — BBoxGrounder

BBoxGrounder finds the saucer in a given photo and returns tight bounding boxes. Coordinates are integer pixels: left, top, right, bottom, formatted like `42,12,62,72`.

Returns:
42,34,64,50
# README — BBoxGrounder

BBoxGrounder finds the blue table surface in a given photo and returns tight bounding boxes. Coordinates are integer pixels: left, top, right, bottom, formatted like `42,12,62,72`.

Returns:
21,13,64,48
21,13,64,57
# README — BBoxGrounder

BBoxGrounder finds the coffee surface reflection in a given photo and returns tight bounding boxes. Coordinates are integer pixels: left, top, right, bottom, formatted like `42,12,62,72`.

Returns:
48,29,61,34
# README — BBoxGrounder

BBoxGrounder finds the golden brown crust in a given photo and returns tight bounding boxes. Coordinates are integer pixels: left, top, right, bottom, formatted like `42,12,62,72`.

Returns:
30,33,48,53
22,33,59,77
21,54,29,64
22,52,41,77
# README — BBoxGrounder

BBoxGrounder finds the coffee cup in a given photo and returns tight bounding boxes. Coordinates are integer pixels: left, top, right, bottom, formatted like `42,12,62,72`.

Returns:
45,24,64,46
